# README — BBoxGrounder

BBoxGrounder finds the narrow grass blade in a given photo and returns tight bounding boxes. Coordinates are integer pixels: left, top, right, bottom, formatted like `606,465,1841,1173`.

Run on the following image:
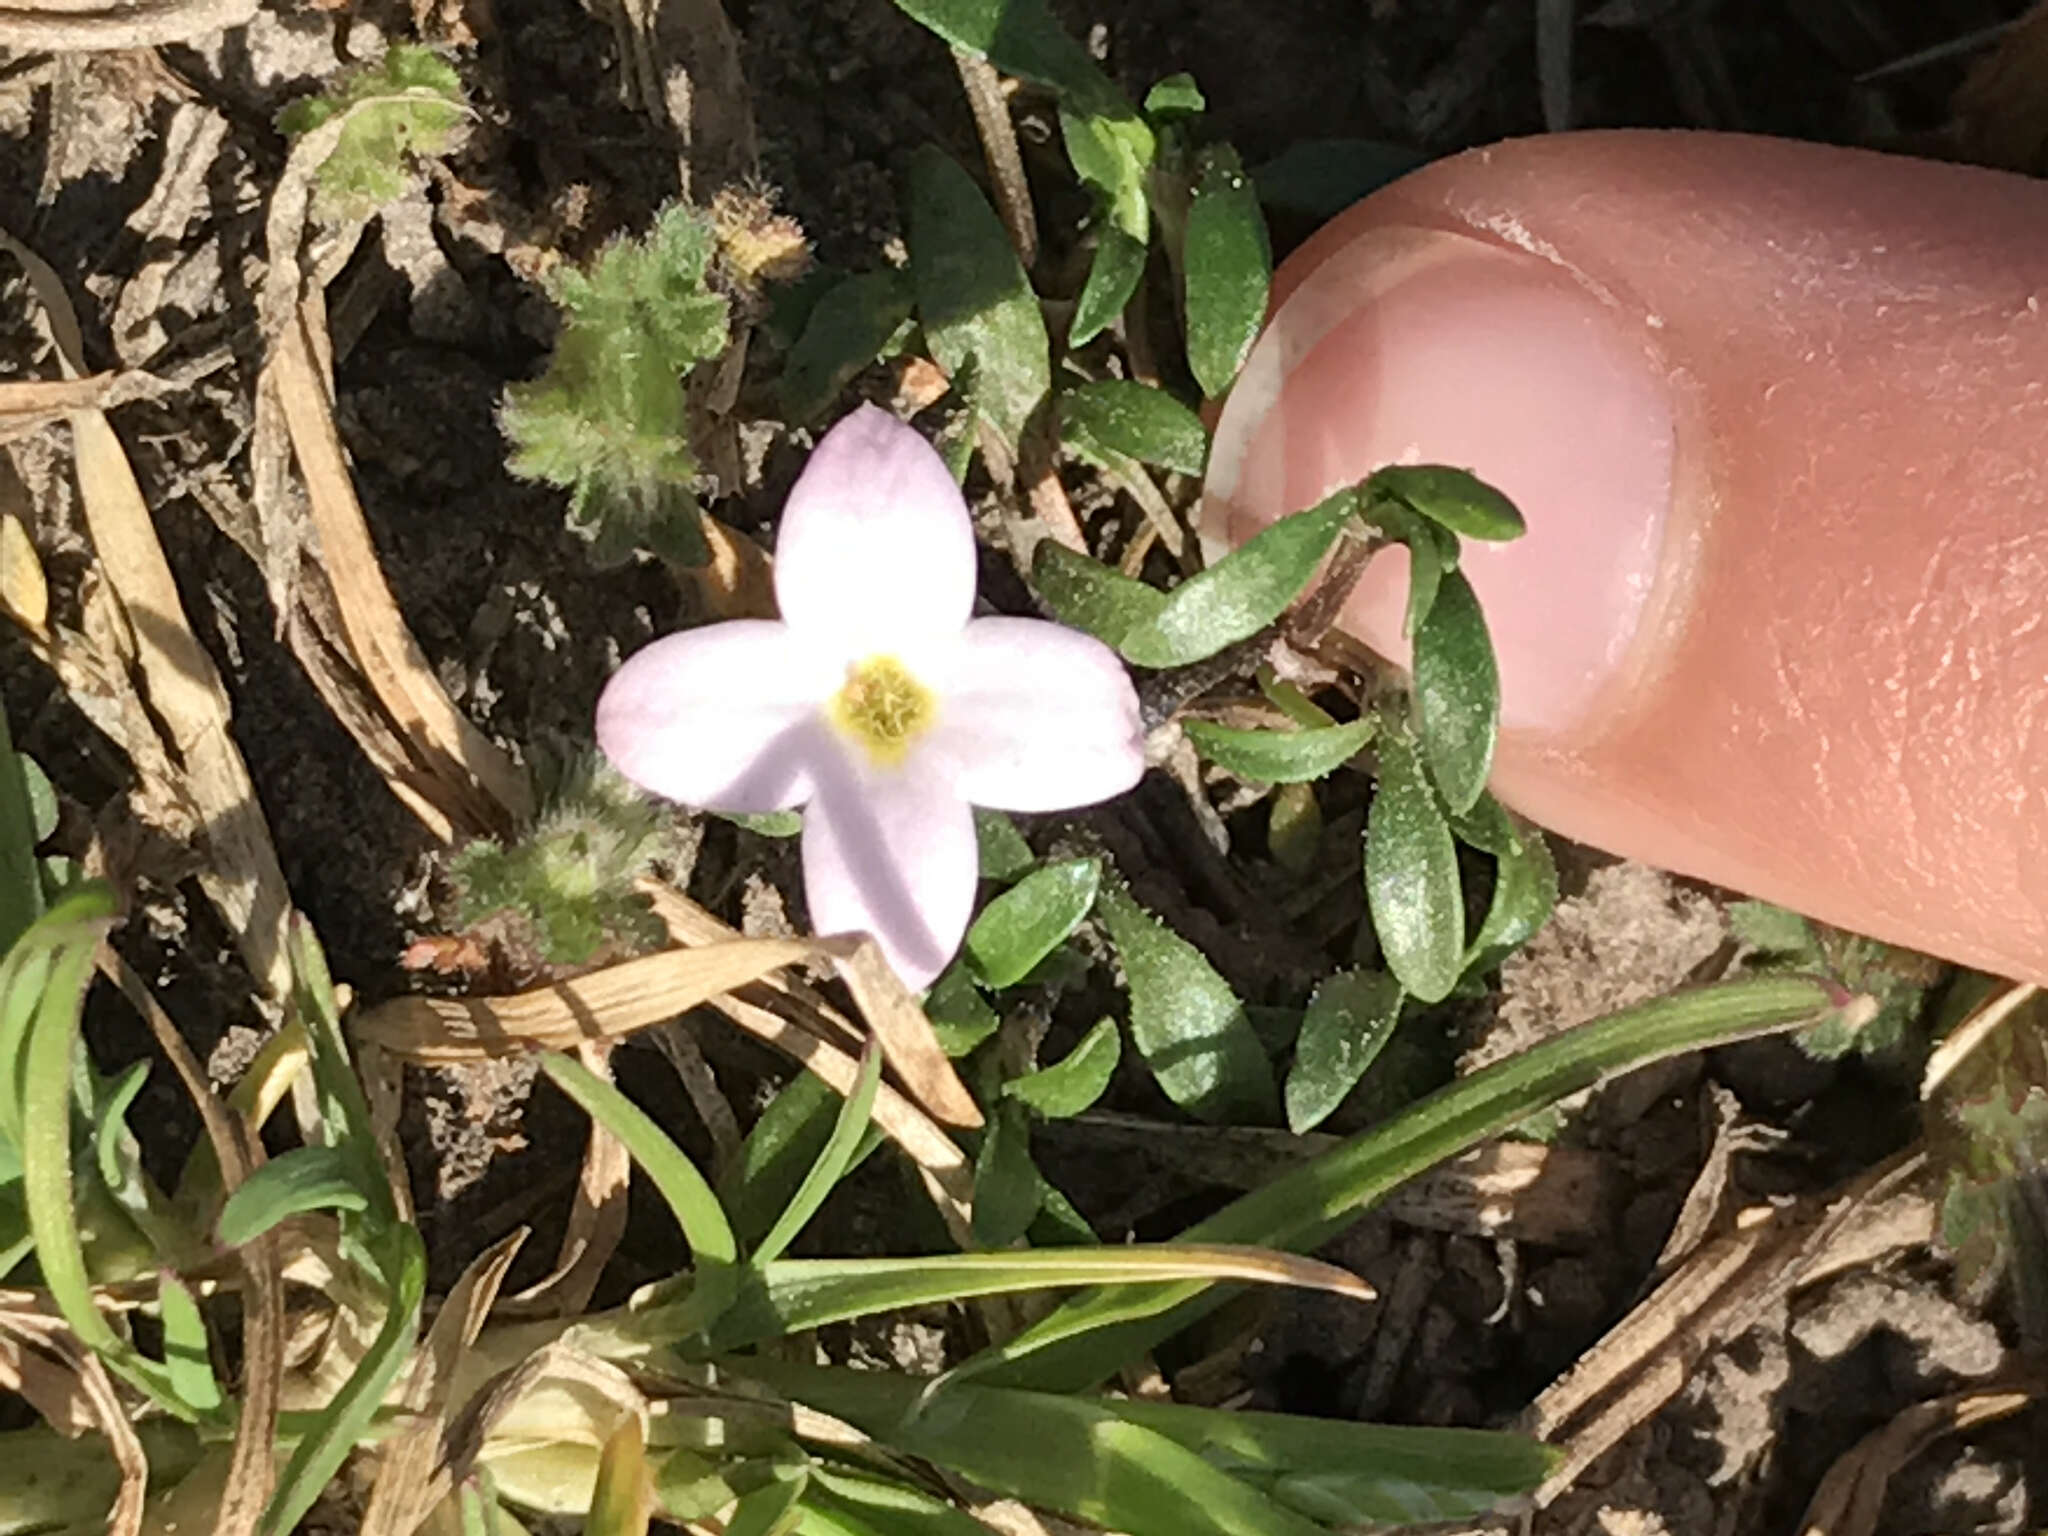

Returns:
217,1145,372,1246
752,1038,882,1267
263,1225,427,1535
949,974,1855,1390
541,1052,740,1333
698,1242,1371,1350
158,1273,223,1416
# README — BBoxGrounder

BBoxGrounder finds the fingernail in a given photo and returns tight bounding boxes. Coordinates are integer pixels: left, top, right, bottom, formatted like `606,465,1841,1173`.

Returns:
1203,225,1678,735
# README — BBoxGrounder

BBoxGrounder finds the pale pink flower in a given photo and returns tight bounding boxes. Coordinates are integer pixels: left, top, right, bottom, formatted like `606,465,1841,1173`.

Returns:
597,405,1145,990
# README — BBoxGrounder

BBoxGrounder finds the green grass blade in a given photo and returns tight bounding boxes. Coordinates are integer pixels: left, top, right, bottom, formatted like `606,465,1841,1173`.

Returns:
17,886,190,1414
751,1038,882,1267
158,1272,223,1415
263,1224,427,1535
0,705,44,955
541,1052,739,1332
743,1360,1329,1536
697,1243,1370,1351
950,974,1854,1391
217,1145,373,1246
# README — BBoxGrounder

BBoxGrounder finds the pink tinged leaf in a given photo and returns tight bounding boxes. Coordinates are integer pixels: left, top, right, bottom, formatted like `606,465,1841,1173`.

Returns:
924,617,1147,812
595,619,837,812
773,404,979,655
801,758,979,993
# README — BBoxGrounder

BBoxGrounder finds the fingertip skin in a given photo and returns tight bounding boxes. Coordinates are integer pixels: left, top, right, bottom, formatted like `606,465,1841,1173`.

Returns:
1209,131,2048,983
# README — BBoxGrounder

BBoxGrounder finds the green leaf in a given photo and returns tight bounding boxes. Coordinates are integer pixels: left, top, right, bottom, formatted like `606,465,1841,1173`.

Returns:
1182,145,1271,398
742,1360,1332,1536
16,887,187,1413
264,1226,427,1535
1005,1018,1120,1118
1061,107,1153,242
158,1272,222,1415
277,45,467,223
655,1448,739,1522
1411,569,1499,814
18,754,55,845
1368,464,1526,542
924,965,1002,1057
1070,228,1149,348
1365,734,1465,1004
1728,900,1816,955
779,270,917,424
1030,541,1167,649
966,858,1100,988
91,1059,149,1196
888,0,1124,111
588,1417,654,1536
1453,794,1558,974
973,809,1036,882
1284,970,1404,1133
1059,380,1208,477
752,1041,882,1266
804,1469,996,1536
972,1100,1043,1247
721,1073,841,1246
217,1146,371,1246
1143,74,1206,119
542,1052,740,1334
1107,1396,1553,1525
1097,886,1277,1124
951,974,1855,1393
1118,487,1355,668
288,917,399,1231
727,1470,808,1536
1267,782,1322,874
906,148,1050,451
1250,139,1428,218
720,809,803,839
1183,717,1372,784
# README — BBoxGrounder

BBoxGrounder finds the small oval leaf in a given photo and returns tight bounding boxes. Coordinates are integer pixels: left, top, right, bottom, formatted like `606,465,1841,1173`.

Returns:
1097,886,1278,1124
966,858,1102,988
1183,717,1373,784
1071,228,1149,348
216,1145,369,1248
972,1101,1044,1247
1453,794,1558,975
1031,540,1167,649
925,964,1002,1057
1118,488,1356,669
1060,380,1208,477
1284,970,1404,1133
974,809,1036,883
1365,736,1465,1004
907,148,1051,451
779,270,916,424
1183,145,1271,398
1412,569,1500,815
1369,464,1526,542
1004,1018,1120,1119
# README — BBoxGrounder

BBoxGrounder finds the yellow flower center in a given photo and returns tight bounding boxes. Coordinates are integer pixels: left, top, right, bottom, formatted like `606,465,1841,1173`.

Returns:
828,655,936,765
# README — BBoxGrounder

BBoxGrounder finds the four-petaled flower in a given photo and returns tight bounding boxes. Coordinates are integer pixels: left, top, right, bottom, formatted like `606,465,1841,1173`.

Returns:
597,405,1146,990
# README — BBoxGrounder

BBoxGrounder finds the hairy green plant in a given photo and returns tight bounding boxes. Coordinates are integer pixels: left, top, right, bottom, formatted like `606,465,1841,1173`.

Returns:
276,45,467,222
501,203,732,566
449,756,672,966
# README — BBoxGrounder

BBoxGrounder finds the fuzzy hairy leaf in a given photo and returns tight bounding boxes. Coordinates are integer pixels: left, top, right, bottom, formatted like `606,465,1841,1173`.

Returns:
278,45,467,223
502,205,731,566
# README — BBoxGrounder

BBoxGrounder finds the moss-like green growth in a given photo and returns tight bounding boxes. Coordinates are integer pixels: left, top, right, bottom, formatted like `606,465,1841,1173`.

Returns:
277,45,467,222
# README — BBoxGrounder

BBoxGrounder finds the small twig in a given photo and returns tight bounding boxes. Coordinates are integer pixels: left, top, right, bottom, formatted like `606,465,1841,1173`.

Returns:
952,50,1038,269
1282,530,1382,652
1922,980,2040,1097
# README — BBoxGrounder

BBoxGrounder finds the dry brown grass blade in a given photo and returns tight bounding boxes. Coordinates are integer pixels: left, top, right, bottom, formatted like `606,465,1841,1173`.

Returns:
0,506,48,631
356,937,817,1060
360,1229,528,1536
0,0,254,50
0,223,294,1000
0,1313,151,1536
819,932,982,1129
639,882,977,1241
1526,1149,1936,1507
252,100,527,842
502,1042,631,1320
100,944,280,1535
1797,1378,2039,1536
0,373,139,442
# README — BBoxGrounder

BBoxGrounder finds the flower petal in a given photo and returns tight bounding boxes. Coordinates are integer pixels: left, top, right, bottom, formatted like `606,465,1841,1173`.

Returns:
774,404,977,654
924,617,1146,812
596,620,836,811
802,758,978,993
